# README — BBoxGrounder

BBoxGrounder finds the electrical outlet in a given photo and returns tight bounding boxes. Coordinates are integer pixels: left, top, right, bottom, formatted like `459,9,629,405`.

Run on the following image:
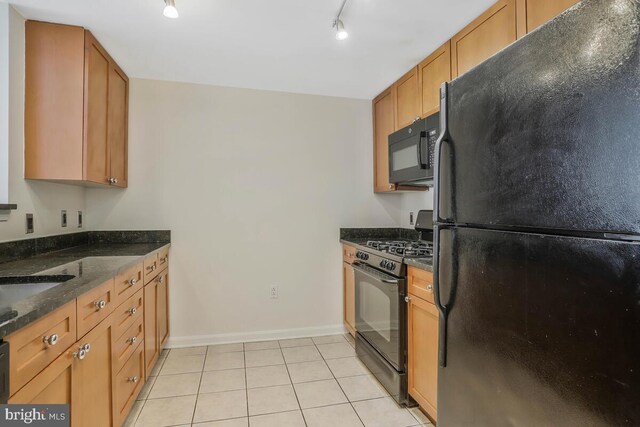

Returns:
25,213,34,234
270,286,278,299
78,211,83,228
409,211,415,226
61,210,67,227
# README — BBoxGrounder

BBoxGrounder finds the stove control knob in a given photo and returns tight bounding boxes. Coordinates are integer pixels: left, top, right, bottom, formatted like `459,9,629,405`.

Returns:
388,262,396,270
380,261,387,268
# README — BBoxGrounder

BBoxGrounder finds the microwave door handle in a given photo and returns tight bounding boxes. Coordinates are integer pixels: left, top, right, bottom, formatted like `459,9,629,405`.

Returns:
417,132,427,169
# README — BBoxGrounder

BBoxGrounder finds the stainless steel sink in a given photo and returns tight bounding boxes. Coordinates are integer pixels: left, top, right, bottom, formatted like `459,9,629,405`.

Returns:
0,275,75,307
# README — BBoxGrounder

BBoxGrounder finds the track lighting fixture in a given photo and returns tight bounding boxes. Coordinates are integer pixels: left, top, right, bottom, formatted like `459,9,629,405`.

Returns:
333,0,349,41
163,0,179,19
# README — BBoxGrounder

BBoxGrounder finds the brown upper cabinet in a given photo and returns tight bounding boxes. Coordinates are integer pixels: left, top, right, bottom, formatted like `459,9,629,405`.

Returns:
394,68,421,129
373,87,396,193
371,0,580,193
516,0,581,37
418,41,451,118
25,21,129,188
451,0,518,78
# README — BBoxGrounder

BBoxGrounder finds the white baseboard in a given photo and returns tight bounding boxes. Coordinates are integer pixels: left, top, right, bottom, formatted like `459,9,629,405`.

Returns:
166,324,348,348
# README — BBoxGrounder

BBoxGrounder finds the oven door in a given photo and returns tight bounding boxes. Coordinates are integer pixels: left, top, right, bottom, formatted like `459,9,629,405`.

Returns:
353,262,406,371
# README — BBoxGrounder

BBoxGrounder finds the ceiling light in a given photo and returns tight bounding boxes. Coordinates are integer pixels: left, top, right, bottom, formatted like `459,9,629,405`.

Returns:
334,19,348,40
333,0,349,41
163,0,179,19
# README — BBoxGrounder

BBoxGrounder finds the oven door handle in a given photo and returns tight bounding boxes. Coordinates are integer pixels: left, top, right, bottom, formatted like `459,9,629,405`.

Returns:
352,262,399,284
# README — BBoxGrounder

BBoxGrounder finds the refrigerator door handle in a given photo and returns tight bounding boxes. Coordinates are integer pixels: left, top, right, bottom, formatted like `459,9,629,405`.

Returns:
433,224,448,368
433,82,449,225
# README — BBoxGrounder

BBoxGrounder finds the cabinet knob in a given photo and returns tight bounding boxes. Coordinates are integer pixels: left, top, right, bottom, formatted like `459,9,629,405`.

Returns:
405,296,411,303
427,284,433,292
128,278,138,286
43,334,59,347
73,348,86,360
160,256,168,263
82,343,91,353
157,276,164,284
127,376,139,383
94,300,106,310
128,336,137,344
127,307,137,316
113,178,118,184
389,184,394,190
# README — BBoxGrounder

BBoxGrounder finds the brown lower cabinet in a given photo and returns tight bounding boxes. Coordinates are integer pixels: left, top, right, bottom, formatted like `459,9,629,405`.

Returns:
407,266,438,423
6,245,170,427
342,244,356,337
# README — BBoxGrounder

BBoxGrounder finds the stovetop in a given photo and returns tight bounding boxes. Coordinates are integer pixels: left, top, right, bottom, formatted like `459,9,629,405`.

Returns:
364,240,433,258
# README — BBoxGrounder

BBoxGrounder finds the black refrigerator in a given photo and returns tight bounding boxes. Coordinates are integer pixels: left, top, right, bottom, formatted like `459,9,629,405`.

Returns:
432,0,640,425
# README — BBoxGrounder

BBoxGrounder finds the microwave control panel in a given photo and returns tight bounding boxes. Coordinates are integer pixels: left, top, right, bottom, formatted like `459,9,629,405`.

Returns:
427,128,438,168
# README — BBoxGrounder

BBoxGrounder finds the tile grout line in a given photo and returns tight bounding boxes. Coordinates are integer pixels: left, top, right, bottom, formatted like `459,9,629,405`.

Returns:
314,337,367,427
243,342,250,422
189,346,207,425
280,340,309,427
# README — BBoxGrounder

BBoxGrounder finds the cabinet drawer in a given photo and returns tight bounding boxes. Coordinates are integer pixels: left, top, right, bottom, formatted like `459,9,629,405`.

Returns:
342,244,356,264
157,246,170,270
143,252,159,284
113,315,144,373
113,289,144,341
77,278,116,338
114,262,143,307
407,266,434,304
6,300,77,396
115,342,145,426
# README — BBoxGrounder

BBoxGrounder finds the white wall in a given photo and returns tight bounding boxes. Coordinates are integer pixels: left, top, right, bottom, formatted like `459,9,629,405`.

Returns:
86,78,410,345
0,5,86,241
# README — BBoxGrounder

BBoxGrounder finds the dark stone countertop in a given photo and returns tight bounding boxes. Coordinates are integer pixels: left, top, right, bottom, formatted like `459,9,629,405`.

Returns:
0,242,169,339
404,257,433,272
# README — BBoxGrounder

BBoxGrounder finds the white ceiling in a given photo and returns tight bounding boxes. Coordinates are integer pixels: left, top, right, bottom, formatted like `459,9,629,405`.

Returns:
8,0,494,99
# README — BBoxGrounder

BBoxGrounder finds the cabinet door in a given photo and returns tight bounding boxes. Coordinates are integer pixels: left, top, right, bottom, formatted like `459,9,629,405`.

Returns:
144,283,159,379
451,0,517,77
84,31,110,185
73,318,114,427
418,42,451,117
394,68,420,129
516,0,580,37
373,87,397,193
408,294,438,422
343,262,355,337
9,351,74,406
108,64,129,188
157,269,170,349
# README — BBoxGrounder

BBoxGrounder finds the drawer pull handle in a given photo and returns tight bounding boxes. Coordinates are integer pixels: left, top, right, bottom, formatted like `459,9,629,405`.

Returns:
127,307,137,316
427,284,433,292
127,376,139,383
73,344,90,360
94,300,107,310
43,334,59,346
128,336,137,344
128,278,138,286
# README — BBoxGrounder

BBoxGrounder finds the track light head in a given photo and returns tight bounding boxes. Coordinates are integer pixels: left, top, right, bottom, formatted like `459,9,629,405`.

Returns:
163,0,179,18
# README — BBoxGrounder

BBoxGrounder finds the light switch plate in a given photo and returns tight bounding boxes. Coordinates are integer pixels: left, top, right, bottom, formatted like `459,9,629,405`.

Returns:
25,213,34,234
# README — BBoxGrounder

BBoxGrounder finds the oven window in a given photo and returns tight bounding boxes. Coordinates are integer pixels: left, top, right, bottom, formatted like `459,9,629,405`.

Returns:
359,278,392,341
392,145,418,171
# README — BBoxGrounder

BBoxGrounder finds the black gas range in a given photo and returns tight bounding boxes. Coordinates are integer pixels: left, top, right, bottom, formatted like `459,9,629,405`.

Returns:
355,239,433,276
352,211,433,406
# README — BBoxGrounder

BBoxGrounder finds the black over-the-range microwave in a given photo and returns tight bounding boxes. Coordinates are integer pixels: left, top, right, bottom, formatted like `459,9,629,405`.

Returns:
388,112,439,186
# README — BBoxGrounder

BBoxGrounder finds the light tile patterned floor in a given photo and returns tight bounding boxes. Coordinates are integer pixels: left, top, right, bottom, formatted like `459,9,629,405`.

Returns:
125,334,433,427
